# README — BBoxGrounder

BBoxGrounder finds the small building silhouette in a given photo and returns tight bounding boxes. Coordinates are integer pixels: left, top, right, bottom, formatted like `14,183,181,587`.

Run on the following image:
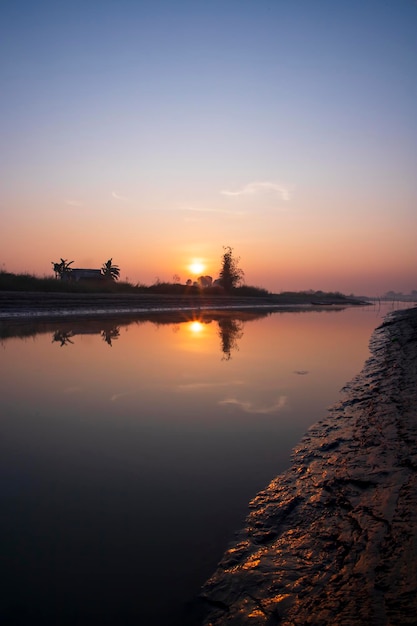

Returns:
63,269,103,281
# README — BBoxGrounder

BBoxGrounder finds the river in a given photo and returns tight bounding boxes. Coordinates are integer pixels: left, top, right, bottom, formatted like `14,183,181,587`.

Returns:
0,302,407,625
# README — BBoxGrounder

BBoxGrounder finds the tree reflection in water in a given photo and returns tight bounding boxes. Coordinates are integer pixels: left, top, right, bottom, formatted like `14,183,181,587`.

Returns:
5,309,271,356
51,323,121,347
218,317,244,360
101,327,120,346
52,330,74,347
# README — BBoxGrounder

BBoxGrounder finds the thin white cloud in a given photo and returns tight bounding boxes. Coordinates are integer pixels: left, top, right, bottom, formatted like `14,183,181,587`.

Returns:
221,181,293,201
112,191,130,201
219,395,288,414
181,206,249,216
65,199,83,207
111,391,133,402
175,380,244,392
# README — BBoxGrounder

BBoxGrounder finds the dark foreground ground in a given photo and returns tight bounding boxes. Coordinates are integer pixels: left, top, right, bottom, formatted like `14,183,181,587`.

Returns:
199,306,417,625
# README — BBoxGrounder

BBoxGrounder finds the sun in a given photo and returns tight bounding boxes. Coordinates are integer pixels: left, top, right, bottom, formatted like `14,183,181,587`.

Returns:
188,260,205,275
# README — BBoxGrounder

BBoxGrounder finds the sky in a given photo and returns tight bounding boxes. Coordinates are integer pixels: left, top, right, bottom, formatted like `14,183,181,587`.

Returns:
1,0,416,296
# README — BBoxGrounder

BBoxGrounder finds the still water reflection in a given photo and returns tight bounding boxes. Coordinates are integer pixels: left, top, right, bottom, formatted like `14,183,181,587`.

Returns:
0,303,405,625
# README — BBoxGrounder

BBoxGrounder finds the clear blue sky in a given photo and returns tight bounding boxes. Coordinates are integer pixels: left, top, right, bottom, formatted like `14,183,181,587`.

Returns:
1,0,416,295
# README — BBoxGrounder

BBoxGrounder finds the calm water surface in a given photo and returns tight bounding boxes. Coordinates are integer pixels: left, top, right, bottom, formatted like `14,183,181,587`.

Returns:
0,303,405,625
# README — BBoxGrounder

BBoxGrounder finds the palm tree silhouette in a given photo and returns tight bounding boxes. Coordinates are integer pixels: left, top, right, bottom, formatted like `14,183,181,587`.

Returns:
52,330,74,346
101,258,120,281
52,258,74,279
101,327,120,346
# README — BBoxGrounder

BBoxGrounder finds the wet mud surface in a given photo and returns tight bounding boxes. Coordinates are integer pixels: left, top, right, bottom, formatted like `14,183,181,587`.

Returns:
200,306,417,625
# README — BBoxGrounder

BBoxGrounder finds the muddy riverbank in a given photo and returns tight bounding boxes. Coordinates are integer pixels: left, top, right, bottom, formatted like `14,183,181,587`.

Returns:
200,306,417,625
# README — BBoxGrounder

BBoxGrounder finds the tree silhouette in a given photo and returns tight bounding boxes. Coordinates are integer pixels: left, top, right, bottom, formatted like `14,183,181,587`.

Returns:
101,326,120,346
218,317,244,360
52,258,74,279
101,258,120,281
197,275,213,288
218,247,244,292
52,330,74,346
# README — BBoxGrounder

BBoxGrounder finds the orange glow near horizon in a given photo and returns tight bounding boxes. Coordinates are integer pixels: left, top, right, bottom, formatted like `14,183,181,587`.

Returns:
1,2,416,301
1,208,415,297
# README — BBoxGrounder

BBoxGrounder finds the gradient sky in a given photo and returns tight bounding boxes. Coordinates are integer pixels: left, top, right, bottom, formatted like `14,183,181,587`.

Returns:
1,0,416,295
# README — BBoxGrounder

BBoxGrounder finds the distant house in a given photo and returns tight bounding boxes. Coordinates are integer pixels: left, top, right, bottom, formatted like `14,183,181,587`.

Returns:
62,269,103,281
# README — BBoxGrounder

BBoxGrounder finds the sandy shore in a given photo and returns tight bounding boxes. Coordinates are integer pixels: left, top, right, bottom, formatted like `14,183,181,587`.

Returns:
200,306,417,625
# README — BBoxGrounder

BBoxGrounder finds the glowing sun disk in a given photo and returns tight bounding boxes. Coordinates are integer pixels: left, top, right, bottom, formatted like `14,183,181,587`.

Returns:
189,260,205,275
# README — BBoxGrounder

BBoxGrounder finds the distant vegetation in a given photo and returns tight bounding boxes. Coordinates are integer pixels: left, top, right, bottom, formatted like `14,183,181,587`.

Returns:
4,247,410,303
0,270,270,297
0,270,373,305
1,248,271,297
0,270,133,293
382,290,417,302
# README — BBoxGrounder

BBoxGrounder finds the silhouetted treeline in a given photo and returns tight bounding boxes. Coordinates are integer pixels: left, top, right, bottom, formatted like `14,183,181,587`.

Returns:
0,271,270,297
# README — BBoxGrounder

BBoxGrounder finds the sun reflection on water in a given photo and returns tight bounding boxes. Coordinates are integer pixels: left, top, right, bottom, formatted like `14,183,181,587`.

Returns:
189,320,205,334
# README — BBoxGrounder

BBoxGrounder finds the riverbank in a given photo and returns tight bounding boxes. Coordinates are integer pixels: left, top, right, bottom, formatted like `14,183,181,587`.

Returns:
200,305,417,625
0,291,365,321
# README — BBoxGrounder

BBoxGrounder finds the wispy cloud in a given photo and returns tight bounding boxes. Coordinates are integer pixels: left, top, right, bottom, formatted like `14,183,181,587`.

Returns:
63,386,82,393
221,181,293,201
65,199,83,207
111,391,133,402
219,395,288,414
181,206,248,217
112,191,130,201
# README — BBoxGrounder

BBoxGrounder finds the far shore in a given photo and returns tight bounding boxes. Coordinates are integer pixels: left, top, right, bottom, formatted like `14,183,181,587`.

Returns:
0,290,368,322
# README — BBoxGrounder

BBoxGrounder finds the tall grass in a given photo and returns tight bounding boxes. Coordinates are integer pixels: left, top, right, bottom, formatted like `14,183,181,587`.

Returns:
0,271,136,293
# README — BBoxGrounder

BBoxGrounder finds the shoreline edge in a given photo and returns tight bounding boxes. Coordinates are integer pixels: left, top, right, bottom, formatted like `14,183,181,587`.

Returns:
199,306,417,625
